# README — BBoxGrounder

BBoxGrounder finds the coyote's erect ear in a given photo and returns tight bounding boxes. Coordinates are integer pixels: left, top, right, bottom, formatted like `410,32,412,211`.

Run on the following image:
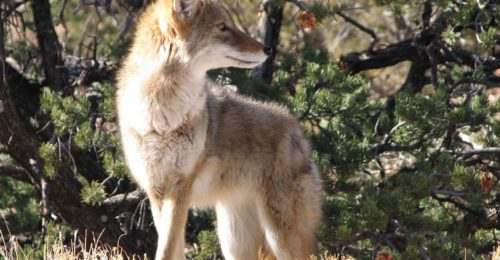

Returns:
172,0,202,18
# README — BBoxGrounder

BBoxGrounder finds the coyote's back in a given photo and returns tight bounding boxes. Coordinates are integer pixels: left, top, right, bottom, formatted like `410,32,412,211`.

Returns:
116,0,322,259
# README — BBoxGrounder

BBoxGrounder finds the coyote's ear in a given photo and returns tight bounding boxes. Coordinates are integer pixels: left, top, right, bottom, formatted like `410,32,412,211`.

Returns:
172,0,202,18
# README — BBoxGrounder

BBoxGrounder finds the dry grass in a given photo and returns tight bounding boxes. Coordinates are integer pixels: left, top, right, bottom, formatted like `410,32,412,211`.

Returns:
44,231,129,260
310,252,355,260
2,223,497,260
1,228,144,260
493,246,500,260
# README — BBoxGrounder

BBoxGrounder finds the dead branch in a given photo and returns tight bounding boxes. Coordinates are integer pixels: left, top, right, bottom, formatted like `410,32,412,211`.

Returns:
432,189,466,197
340,40,415,74
0,163,34,184
458,147,500,159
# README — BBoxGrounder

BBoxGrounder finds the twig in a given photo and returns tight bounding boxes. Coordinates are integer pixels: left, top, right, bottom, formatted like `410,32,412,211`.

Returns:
56,0,69,21
130,197,148,231
335,11,379,50
0,163,33,184
383,121,407,145
58,137,78,175
432,189,466,197
73,14,94,57
54,0,69,53
287,0,308,11
2,0,28,19
375,157,386,179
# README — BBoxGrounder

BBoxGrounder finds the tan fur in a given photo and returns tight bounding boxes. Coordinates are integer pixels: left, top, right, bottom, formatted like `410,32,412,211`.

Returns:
116,0,322,259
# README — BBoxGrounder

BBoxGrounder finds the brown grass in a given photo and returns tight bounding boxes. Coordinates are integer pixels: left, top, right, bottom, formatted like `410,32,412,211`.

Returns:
1,228,145,260
493,246,500,260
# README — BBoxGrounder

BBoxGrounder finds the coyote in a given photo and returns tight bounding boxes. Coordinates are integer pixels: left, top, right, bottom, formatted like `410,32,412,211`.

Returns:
116,0,322,259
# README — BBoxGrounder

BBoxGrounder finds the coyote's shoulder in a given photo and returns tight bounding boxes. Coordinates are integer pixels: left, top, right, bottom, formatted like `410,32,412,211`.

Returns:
116,0,322,259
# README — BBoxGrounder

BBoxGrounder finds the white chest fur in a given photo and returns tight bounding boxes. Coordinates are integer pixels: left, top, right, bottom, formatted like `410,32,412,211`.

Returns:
118,66,208,194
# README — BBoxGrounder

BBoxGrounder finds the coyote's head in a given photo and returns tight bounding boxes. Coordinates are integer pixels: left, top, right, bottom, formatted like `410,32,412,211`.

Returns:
154,0,271,72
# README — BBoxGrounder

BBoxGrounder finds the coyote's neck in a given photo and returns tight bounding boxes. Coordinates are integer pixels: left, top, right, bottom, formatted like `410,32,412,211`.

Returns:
118,48,207,136
117,6,208,136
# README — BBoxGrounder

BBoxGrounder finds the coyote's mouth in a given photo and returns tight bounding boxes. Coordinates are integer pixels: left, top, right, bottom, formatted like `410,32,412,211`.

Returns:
226,56,262,65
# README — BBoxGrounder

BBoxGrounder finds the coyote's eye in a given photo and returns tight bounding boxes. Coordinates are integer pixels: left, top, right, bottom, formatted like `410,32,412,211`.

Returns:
217,22,227,32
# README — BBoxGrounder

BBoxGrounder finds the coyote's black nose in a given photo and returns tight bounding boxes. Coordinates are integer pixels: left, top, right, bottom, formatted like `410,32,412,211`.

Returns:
263,46,273,56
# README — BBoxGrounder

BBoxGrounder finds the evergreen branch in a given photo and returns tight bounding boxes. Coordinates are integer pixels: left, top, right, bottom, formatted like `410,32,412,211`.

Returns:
431,193,481,215
440,45,500,86
333,229,407,254
337,230,372,244
434,194,499,232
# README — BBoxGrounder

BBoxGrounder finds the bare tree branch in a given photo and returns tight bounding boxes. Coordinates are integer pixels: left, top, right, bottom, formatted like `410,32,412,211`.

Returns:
431,193,481,215
340,40,415,74
104,188,145,208
335,11,379,50
0,163,34,184
432,189,466,197
458,147,500,159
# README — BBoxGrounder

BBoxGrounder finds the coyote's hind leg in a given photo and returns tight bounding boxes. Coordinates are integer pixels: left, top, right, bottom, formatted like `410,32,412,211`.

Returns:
257,173,321,260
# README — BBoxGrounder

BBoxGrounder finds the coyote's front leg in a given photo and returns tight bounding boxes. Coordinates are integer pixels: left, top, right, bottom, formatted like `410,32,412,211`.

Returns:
151,189,191,260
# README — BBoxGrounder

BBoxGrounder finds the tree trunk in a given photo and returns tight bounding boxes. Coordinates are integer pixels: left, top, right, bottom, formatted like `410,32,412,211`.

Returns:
30,0,66,91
